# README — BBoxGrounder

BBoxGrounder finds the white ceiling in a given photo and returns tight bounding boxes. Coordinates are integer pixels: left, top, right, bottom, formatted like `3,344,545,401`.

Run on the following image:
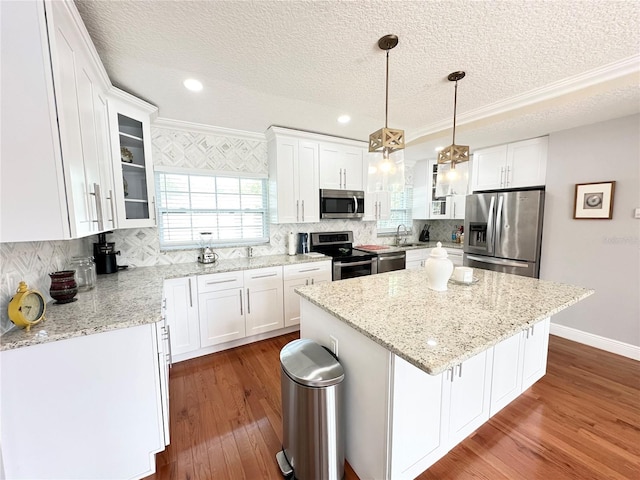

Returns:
75,0,640,161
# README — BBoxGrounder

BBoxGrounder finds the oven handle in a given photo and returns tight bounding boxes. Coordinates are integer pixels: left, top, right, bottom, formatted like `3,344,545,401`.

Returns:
334,259,375,268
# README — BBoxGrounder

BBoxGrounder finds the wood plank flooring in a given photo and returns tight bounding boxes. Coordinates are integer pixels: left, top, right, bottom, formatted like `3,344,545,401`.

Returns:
144,334,640,480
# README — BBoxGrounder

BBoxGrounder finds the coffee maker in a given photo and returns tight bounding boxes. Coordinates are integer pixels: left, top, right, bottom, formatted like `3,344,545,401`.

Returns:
94,232,121,274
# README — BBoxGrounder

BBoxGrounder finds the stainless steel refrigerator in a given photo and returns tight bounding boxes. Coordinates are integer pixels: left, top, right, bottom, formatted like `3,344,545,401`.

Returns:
463,189,545,278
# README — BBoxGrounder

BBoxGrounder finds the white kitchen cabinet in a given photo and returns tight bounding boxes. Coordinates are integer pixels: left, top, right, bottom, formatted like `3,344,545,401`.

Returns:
471,137,548,191
156,320,171,446
405,248,430,269
412,160,467,220
0,0,113,241
446,248,464,267
363,190,391,221
163,276,200,356
490,317,550,416
244,266,285,335
198,270,246,347
0,324,166,479
319,142,364,190
283,261,332,327
268,129,320,223
198,266,285,348
108,91,158,228
443,350,493,447
390,356,447,479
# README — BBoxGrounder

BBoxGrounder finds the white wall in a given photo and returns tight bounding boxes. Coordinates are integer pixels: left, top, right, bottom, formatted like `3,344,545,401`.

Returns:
540,114,640,350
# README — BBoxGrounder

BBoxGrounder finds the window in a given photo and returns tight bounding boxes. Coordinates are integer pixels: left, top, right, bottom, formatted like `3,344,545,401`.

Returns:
155,169,269,249
377,186,413,233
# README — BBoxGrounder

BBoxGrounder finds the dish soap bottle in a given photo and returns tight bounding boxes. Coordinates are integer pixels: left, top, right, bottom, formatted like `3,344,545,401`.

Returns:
425,242,454,292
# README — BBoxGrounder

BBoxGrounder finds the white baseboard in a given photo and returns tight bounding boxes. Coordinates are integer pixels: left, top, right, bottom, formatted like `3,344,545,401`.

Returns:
550,323,640,361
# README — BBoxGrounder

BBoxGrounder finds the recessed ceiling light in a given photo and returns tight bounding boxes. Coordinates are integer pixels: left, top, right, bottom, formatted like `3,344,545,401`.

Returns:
435,146,444,152
183,78,203,92
338,115,351,124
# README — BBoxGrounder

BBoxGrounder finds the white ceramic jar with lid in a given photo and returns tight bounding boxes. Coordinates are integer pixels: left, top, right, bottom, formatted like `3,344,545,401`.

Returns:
424,242,454,291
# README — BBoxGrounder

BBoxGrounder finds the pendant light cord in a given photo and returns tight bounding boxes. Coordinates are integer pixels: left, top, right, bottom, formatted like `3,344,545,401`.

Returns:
452,79,458,145
385,50,389,129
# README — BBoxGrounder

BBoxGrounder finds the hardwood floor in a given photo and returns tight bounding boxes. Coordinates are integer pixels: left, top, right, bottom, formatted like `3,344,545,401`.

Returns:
144,334,639,480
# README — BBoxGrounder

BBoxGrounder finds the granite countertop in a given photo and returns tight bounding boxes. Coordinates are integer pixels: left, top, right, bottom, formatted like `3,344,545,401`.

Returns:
354,241,463,253
296,268,593,375
0,253,329,352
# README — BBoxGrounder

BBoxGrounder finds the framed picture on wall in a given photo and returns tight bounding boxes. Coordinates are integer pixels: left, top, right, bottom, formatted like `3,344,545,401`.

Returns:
573,181,615,219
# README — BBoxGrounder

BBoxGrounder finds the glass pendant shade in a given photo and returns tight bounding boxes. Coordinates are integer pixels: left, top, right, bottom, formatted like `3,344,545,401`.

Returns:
438,71,469,169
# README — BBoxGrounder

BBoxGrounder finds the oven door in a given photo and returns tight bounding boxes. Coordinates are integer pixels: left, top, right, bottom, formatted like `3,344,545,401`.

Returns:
333,258,377,280
320,189,365,219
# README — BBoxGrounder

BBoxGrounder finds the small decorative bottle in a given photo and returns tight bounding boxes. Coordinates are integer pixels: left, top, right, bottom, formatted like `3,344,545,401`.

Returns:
424,242,454,292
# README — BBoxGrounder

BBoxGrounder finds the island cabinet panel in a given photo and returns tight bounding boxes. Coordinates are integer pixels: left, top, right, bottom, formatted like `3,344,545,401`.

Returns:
0,324,165,479
443,350,493,448
390,357,447,480
490,317,550,417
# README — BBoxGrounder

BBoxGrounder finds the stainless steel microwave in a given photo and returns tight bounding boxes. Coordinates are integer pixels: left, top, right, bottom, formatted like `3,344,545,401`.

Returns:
319,189,365,219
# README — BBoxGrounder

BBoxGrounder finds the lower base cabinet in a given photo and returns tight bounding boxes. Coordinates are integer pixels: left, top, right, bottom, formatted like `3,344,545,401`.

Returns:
165,262,331,362
0,323,167,479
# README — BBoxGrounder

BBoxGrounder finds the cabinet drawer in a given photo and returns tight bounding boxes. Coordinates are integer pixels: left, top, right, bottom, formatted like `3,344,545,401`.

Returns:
405,248,430,263
198,271,244,293
283,261,331,281
244,266,283,286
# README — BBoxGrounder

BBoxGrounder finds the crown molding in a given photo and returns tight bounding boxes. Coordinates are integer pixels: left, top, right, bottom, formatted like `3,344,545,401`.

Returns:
153,118,267,142
109,87,158,118
408,54,640,143
266,126,367,147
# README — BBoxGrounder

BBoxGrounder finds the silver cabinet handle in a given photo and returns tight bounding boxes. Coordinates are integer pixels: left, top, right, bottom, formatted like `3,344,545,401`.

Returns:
305,279,309,286
91,183,104,230
344,169,347,188
206,278,237,285
188,278,192,307
247,288,251,314
239,290,243,315
458,363,463,377
374,201,378,219
151,196,156,222
165,325,173,367
339,168,343,189
107,189,116,228
301,199,305,222
500,167,505,188
299,267,320,273
506,165,511,186
296,200,299,222
453,202,456,218
311,278,314,285
251,272,278,279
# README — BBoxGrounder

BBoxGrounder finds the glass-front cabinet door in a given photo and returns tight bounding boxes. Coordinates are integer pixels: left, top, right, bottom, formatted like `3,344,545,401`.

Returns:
108,93,157,228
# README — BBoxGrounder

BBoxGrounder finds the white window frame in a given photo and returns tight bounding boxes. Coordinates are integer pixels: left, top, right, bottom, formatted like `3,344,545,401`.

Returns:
377,186,413,234
155,166,269,249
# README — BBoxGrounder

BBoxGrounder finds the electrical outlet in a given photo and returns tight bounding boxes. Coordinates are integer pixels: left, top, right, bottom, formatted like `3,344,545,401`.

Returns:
329,335,339,357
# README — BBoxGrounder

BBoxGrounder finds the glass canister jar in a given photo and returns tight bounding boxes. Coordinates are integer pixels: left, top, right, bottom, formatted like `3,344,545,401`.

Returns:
67,256,97,292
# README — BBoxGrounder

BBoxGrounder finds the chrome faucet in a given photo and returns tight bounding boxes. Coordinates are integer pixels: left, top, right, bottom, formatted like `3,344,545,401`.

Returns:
395,224,408,246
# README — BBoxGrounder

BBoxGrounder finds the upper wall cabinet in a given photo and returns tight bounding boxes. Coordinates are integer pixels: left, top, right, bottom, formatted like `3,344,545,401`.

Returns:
319,142,365,191
1,0,114,242
471,137,548,192
413,160,468,220
108,91,158,229
267,128,320,224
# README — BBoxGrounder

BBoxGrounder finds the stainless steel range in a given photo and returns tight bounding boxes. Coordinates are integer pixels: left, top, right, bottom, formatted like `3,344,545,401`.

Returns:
310,231,377,281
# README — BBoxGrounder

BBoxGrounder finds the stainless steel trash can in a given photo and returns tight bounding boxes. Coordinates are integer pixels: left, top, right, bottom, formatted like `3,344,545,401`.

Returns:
276,339,345,480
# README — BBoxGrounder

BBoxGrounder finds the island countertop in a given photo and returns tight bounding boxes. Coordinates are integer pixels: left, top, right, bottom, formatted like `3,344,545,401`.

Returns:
296,268,593,375
0,253,329,351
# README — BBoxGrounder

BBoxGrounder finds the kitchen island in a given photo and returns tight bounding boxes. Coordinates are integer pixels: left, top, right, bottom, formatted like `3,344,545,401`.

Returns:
296,268,593,480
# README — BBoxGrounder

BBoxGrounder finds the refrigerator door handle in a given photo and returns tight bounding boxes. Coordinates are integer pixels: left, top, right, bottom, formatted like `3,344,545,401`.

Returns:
487,196,496,254
495,195,504,250
466,255,530,269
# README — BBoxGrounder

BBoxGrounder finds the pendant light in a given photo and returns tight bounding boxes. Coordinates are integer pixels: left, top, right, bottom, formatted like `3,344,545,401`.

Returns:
437,71,468,169
369,34,404,156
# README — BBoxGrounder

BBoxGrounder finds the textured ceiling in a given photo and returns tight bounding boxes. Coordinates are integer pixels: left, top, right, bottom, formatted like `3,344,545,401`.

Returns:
75,0,640,160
